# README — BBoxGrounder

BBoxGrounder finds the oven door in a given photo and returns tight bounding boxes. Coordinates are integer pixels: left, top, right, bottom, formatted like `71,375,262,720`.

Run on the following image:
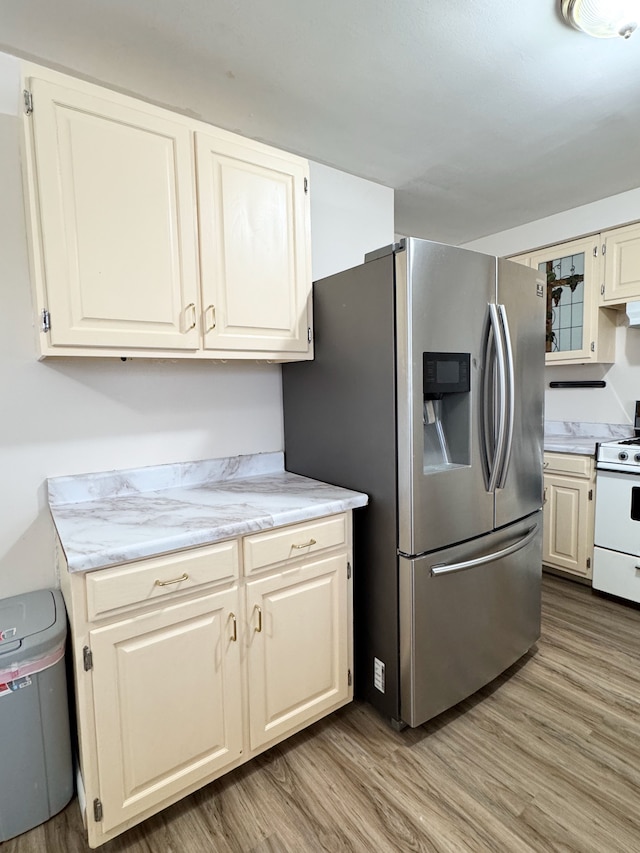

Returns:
594,469,640,555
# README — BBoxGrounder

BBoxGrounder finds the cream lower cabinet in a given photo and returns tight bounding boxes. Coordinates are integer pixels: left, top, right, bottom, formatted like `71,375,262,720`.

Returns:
542,453,595,580
23,63,312,361
59,513,353,848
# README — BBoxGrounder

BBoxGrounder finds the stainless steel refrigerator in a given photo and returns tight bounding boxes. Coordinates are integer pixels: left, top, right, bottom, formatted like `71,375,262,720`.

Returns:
282,238,544,728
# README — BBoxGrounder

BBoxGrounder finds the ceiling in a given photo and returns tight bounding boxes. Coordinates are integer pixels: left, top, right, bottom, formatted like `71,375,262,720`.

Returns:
2,0,640,244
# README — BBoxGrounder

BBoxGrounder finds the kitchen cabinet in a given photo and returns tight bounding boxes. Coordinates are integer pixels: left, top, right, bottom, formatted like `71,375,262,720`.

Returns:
22,64,312,361
510,237,616,365
59,512,353,848
600,222,640,306
542,452,595,580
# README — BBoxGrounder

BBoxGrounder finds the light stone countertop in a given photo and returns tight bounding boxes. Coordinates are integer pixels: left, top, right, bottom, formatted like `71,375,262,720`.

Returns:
48,452,368,573
544,421,633,456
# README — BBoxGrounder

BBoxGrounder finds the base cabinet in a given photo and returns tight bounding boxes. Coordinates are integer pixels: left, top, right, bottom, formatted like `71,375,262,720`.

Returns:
542,453,595,580
59,513,353,847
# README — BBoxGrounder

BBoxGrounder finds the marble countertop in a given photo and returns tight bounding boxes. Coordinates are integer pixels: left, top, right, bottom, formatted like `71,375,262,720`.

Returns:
48,452,368,573
544,421,634,456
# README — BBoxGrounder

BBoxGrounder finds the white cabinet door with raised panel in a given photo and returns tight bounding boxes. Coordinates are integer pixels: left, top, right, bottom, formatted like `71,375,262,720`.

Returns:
543,474,592,578
27,76,200,351
195,131,312,357
602,222,640,306
246,553,349,751
89,589,242,833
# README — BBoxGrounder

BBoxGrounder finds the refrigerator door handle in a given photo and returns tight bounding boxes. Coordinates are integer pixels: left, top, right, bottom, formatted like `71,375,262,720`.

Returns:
429,523,538,576
487,304,508,494
496,304,515,489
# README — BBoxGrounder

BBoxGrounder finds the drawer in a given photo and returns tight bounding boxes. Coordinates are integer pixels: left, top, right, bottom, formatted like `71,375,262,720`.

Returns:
544,452,593,478
593,546,640,603
85,539,239,620
243,514,347,574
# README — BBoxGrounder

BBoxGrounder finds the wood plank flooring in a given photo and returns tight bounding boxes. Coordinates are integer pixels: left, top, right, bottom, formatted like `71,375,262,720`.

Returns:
6,573,640,852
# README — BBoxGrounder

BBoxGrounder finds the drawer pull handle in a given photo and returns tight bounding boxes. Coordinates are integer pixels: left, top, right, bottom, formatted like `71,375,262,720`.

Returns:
155,572,189,587
230,612,237,642
184,303,197,332
206,304,216,332
254,605,263,633
292,538,317,550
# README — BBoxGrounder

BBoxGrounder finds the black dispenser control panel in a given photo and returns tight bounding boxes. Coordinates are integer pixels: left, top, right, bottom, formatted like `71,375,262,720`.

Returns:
423,352,470,397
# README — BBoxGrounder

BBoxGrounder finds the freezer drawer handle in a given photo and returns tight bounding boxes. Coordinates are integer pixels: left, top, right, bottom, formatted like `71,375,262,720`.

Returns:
429,524,538,577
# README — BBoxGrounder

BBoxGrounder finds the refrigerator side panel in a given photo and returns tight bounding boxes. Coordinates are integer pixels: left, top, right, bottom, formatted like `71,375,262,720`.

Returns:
282,256,401,720
399,511,542,727
495,259,545,529
397,239,495,556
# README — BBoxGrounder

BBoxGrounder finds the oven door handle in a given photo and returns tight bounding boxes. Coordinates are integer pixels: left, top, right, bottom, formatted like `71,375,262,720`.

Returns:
430,524,538,577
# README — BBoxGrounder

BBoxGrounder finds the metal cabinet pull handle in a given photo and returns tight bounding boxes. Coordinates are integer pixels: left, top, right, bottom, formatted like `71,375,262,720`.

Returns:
155,572,189,587
206,304,216,332
184,303,196,332
229,612,237,642
292,538,317,550
254,605,262,633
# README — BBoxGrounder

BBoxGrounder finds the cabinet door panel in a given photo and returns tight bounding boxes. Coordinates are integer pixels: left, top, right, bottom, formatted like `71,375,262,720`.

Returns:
196,131,311,354
602,223,640,305
246,554,349,750
29,77,199,350
543,474,591,577
90,589,242,831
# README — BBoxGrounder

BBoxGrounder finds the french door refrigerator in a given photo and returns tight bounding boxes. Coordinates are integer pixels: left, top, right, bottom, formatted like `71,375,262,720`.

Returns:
283,238,545,728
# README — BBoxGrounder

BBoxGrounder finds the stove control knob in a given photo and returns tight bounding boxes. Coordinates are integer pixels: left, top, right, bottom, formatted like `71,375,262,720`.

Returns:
619,451,629,461
635,453,640,463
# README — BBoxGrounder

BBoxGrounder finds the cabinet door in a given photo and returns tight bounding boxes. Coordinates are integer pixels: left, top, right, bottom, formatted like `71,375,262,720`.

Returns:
543,473,593,578
246,553,349,751
529,237,601,364
28,77,200,350
602,223,640,305
89,589,242,832
195,131,311,356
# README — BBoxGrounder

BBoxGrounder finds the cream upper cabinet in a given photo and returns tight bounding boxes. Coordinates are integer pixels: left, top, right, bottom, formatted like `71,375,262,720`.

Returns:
196,131,311,355
23,65,312,360
601,222,640,306
517,237,616,365
542,453,595,580
25,76,200,352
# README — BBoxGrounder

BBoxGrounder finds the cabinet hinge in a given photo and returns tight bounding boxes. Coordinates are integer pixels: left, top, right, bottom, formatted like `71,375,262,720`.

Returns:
41,309,51,333
23,89,33,116
588,489,593,501
601,283,605,296
348,669,352,686
590,341,595,352
83,645,93,671
93,798,103,822
307,327,312,343
347,561,352,579
587,557,591,569
304,177,308,194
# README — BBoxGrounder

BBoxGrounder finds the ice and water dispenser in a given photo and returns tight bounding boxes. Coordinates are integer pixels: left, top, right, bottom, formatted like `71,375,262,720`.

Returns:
423,352,471,473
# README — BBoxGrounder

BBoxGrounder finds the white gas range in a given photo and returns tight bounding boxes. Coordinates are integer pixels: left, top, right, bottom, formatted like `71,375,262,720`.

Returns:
593,435,640,602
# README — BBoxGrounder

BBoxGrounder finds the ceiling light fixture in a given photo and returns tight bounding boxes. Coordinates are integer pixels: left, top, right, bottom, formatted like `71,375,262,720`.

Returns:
561,0,638,38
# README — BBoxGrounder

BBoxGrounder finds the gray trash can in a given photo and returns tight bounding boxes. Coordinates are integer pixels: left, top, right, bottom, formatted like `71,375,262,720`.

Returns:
0,588,73,841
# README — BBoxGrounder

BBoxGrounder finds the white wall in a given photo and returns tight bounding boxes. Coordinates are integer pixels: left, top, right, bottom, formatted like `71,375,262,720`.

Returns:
0,53,394,600
462,189,640,427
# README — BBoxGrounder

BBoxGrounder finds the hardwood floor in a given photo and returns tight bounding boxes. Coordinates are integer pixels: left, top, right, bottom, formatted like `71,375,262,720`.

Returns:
6,574,640,852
